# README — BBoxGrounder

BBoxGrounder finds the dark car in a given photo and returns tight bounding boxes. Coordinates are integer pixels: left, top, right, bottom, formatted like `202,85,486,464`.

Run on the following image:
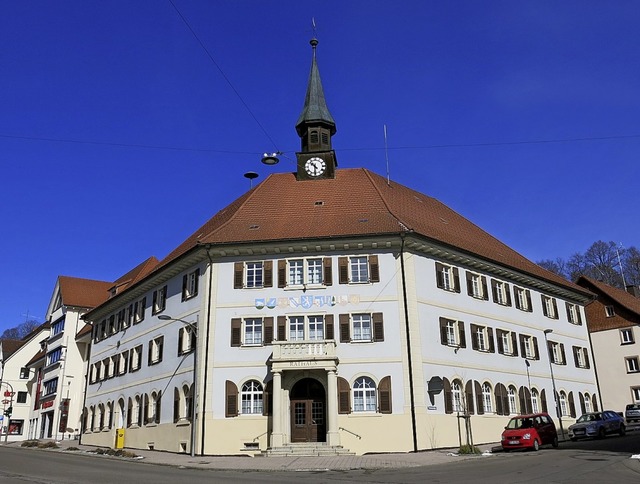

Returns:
625,403,640,423
501,413,559,451
568,411,625,440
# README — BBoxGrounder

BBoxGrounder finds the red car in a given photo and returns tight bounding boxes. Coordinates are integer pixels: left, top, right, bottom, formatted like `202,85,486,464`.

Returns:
501,413,559,451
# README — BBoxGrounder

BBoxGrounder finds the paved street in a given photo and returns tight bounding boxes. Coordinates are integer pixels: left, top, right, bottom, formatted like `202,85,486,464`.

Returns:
0,432,639,483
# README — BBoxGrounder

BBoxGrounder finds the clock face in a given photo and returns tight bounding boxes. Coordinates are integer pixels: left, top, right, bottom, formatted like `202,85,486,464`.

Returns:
304,157,326,177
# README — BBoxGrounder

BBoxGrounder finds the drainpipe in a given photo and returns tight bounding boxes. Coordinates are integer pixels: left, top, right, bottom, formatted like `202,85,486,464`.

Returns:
400,233,418,452
199,246,215,455
78,322,92,446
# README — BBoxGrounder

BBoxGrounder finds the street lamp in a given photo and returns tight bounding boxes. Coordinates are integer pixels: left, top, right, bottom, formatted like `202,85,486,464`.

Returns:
543,329,565,440
158,315,198,457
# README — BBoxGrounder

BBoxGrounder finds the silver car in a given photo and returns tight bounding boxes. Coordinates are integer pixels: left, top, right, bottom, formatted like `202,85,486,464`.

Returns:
568,411,626,441
625,403,640,423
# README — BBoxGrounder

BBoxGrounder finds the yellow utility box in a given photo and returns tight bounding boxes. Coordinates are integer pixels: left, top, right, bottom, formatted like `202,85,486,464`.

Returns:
114,428,125,449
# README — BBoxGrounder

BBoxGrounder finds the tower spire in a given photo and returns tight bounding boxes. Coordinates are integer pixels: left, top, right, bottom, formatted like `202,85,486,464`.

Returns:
295,35,338,180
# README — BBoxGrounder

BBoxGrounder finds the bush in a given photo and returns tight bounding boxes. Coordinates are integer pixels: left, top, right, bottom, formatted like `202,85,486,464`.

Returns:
65,446,80,452
88,447,139,458
458,444,482,455
38,441,60,449
21,440,40,448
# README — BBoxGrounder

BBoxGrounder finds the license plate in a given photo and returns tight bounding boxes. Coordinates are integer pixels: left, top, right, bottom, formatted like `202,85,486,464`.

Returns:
509,440,519,445
575,430,584,434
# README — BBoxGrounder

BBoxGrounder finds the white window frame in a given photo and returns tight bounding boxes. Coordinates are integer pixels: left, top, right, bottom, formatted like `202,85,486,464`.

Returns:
118,350,129,375
542,295,558,319
350,256,370,284
632,387,640,402
352,314,373,342
134,297,146,323
605,305,615,318
575,347,587,368
451,380,463,413
621,328,635,344
42,378,58,397
584,393,592,413
243,318,263,346
149,336,164,365
475,325,488,351
531,389,539,413
184,269,199,300
353,376,377,412
440,265,454,292
470,273,484,299
500,330,513,355
46,347,63,366
288,315,324,341
130,345,143,371
566,303,580,324
152,286,167,315
494,281,508,305
551,342,563,364
626,356,640,373
51,318,65,337
514,287,529,311
245,261,264,288
482,383,493,413
523,336,535,359
559,391,568,416
287,258,324,287
241,380,263,415
508,386,518,414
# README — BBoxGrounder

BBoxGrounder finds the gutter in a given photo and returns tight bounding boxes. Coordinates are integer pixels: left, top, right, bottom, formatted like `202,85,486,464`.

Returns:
199,246,215,455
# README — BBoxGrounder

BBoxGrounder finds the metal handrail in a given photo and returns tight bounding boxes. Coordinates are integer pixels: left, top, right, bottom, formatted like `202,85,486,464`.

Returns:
339,427,362,439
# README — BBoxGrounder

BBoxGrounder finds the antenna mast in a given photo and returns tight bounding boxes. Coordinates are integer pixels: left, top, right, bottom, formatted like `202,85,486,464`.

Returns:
384,124,390,185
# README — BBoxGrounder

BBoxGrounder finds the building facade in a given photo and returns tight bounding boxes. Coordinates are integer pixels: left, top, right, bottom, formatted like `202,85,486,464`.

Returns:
81,38,598,455
577,276,640,412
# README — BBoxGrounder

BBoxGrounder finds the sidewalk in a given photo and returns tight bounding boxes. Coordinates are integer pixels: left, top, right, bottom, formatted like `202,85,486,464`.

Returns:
8,438,498,472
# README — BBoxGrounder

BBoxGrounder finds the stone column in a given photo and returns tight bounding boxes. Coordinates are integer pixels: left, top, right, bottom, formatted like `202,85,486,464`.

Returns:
326,369,340,446
271,370,284,447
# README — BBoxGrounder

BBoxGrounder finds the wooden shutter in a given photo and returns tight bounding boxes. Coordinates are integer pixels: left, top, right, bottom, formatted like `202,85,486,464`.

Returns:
568,392,576,418
579,393,586,415
547,340,554,362
494,384,504,416
277,260,286,288
504,284,512,306
533,337,540,360
263,380,272,416
338,257,349,284
337,377,351,414
452,267,461,293
511,332,519,357
155,393,161,424
541,389,548,413
173,390,180,423
475,381,484,415
152,290,158,312
264,260,273,288
378,376,392,414
526,290,532,312
482,276,489,300
339,314,350,342
552,299,558,319
592,394,598,412
225,381,238,417
323,257,333,286
373,313,384,342
182,275,188,301
178,329,184,356
584,350,590,368
560,344,566,365
325,314,334,340
491,279,498,302
576,306,583,324
263,317,273,344
435,262,445,289
487,327,495,353
369,255,380,283
148,343,153,366
439,318,448,345
443,378,453,414
230,318,242,347
277,316,286,341
234,262,244,289
518,387,526,415
541,295,549,317
466,271,473,296
573,346,579,367
566,303,572,322
470,324,479,350
465,380,475,415
496,330,504,354
519,334,526,356
158,338,163,362
458,321,466,348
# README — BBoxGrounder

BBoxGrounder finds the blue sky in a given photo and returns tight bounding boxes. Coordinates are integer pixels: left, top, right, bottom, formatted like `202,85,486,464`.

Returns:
1,1,639,333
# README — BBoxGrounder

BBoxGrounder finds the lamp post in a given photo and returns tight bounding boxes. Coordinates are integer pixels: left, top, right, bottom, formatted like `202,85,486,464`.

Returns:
158,315,198,457
543,329,564,439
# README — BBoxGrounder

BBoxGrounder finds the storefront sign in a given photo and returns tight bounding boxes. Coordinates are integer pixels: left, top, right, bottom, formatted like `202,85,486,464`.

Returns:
41,400,54,409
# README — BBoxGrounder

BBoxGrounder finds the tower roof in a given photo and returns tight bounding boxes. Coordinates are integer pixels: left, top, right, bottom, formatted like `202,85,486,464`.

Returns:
295,38,336,136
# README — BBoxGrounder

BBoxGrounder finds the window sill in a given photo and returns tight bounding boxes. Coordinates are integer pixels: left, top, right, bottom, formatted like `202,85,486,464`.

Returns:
621,341,636,346
176,419,192,427
145,423,158,428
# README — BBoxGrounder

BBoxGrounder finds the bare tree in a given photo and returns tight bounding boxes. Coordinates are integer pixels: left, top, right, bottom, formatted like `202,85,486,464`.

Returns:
623,246,640,286
537,258,569,279
1,319,40,340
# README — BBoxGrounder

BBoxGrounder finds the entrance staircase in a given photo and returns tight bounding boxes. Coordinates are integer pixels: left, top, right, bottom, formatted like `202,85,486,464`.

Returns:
261,442,354,457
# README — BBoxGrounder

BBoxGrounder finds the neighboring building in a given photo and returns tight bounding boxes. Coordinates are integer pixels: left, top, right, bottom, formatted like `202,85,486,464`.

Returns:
26,276,112,440
81,38,598,455
0,324,49,441
576,276,640,412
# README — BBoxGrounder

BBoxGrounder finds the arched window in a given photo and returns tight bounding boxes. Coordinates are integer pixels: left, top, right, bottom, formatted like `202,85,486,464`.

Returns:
559,391,568,416
185,384,194,420
127,398,133,428
241,380,263,414
117,398,125,428
89,405,96,432
508,386,518,414
83,407,90,433
482,383,493,413
584,393,592,413
106,401,114,429
591,393,599,412
531,389,540,413
149,391,161,424
134,395,142,426
451,380,463,413
353,376,377,412
173,388,181,423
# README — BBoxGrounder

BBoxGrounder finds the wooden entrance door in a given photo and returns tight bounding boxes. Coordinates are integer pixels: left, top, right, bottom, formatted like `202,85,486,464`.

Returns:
290,378,326,443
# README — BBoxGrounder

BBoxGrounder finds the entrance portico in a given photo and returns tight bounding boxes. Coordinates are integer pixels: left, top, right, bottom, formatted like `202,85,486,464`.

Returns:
269,340,340,448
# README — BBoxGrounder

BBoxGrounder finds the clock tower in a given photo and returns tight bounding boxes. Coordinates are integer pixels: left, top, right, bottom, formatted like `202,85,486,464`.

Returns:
295,38,337,181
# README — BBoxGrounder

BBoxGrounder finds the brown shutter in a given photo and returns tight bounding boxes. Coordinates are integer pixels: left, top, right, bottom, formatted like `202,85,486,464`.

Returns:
491,279,498,302
444,378,453,414
518,387,526,415
577,306,583,325
234,262,244,289
584,350,590,368
533,337,540,360
526,290,532,312
494,384,504,416
225,380,238,417
337,377,351,414
572,346,579,367
458,321,466,348
482,276,489,300
466,271,473,296
465,380,475,415
475,381,484,415
453,267,461,293
178,329,184,356
155,393,161,424
435,262,445,289
152,290,158,312
560,344,566,365
325,314,334,340
182,275,188,301
143,394,149,424
369,255,380,283
504,284,512,306
277,316,286,341
277,260,286,288
158,338,163,362
552,299,558,319
440,318,448,345
565,303,572,322
541,295,548,317
592,394,598,412
148,343,153,366
263,381,272,416
373,313,384,342
338,257,349,284
230,318,242,347
541,389,548,413
263,317,274,345
323,257,333,286
470,324,479,350
263,260,273,288
568,392,576,418
511,332,519,357
173,390,180,423
579,392,586,415
496,330,504,354
487,327,495,353
339,314,350,342
379,376,392,413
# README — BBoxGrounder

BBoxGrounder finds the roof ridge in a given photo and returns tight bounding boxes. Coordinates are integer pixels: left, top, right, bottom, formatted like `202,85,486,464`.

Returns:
360,168,410,232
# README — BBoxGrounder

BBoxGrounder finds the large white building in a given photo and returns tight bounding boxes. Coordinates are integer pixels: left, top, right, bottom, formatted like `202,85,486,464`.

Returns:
81,38,598,455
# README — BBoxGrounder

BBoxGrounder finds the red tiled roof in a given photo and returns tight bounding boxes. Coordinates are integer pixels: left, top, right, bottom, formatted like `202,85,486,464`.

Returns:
577,276,640,318
58,276,112,309
155,168,586,293
75,323,93,339
109,256,160,294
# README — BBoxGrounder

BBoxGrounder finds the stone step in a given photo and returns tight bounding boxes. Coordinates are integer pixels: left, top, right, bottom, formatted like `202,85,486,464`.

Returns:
261,443,354,457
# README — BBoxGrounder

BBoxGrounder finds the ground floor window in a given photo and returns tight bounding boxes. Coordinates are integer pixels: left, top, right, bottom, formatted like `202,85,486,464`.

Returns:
352,377,376,412
241,380,263,414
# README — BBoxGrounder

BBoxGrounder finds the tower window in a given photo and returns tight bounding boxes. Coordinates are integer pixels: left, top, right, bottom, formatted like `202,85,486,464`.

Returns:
321,132,329,144
310,130,319,144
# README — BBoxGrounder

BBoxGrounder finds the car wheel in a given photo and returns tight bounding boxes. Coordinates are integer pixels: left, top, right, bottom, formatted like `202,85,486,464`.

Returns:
619,425,626,436
598,427,606,439
552,436,559,448
533,439,540,451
